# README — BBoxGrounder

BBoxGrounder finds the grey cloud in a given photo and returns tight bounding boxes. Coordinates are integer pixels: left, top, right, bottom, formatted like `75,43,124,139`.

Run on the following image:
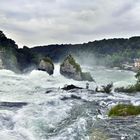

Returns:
0,0,140,47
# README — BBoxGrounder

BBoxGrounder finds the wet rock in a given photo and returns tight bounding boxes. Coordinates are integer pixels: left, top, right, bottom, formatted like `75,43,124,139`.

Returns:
0,102,28,108
45,88,60,94
61,94,81,101
62,84,83,91
38,57,54,75
46,90,53,94
71,95,81,100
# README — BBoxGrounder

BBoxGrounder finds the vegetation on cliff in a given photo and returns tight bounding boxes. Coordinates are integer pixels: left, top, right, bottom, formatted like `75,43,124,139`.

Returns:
1,29,140,73
31,36,140,67
0,31,41,72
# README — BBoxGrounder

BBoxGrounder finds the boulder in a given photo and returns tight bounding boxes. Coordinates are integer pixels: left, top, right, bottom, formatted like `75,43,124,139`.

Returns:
62,84,83,91
60,54,94,81
38,57,54,75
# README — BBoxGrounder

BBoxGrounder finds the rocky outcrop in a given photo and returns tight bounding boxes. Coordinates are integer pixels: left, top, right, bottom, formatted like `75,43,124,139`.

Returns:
60,55,82,80
0,31,21,72
38,57,54,75
60,55,94,81
60,94,82,101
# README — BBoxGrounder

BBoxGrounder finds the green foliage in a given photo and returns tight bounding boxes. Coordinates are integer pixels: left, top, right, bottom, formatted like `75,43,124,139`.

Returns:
135,69,140,82
1,29,140,72
42,57,53,65
101,83,113,93
108,104,140,117
31,36,140,67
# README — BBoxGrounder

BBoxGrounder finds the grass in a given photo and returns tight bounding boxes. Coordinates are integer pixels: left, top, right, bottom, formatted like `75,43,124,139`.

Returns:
108,104,140,117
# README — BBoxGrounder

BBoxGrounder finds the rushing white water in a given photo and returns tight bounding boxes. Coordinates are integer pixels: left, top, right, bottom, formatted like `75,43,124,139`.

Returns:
0,66,139,140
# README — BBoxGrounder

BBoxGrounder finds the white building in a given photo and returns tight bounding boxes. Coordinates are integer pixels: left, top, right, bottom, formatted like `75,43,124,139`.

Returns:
134,59,140,68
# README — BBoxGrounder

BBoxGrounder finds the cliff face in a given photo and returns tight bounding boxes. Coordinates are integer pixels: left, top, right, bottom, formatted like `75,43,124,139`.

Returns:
0,31,20,72
1,30,140,73
0,31,38,72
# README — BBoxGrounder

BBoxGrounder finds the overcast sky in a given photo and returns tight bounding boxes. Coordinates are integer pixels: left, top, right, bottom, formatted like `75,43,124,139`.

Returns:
0,0,140,47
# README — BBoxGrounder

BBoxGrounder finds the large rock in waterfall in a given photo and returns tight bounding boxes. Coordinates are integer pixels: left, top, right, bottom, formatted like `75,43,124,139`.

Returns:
38,57,54,75
60,55,94,81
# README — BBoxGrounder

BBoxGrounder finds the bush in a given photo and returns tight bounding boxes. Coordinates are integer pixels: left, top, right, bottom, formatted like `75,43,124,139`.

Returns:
108,104,140,117
102,83,113,94
42,57,53,65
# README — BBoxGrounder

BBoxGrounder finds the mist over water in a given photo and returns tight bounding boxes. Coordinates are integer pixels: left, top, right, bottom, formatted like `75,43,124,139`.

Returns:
0,65,139,140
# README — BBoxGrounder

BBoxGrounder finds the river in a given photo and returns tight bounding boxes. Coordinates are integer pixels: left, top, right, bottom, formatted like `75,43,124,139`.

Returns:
0,65,139,140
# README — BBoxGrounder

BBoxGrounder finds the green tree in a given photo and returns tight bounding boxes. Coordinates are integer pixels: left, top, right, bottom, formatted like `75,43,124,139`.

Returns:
135,69,140,83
